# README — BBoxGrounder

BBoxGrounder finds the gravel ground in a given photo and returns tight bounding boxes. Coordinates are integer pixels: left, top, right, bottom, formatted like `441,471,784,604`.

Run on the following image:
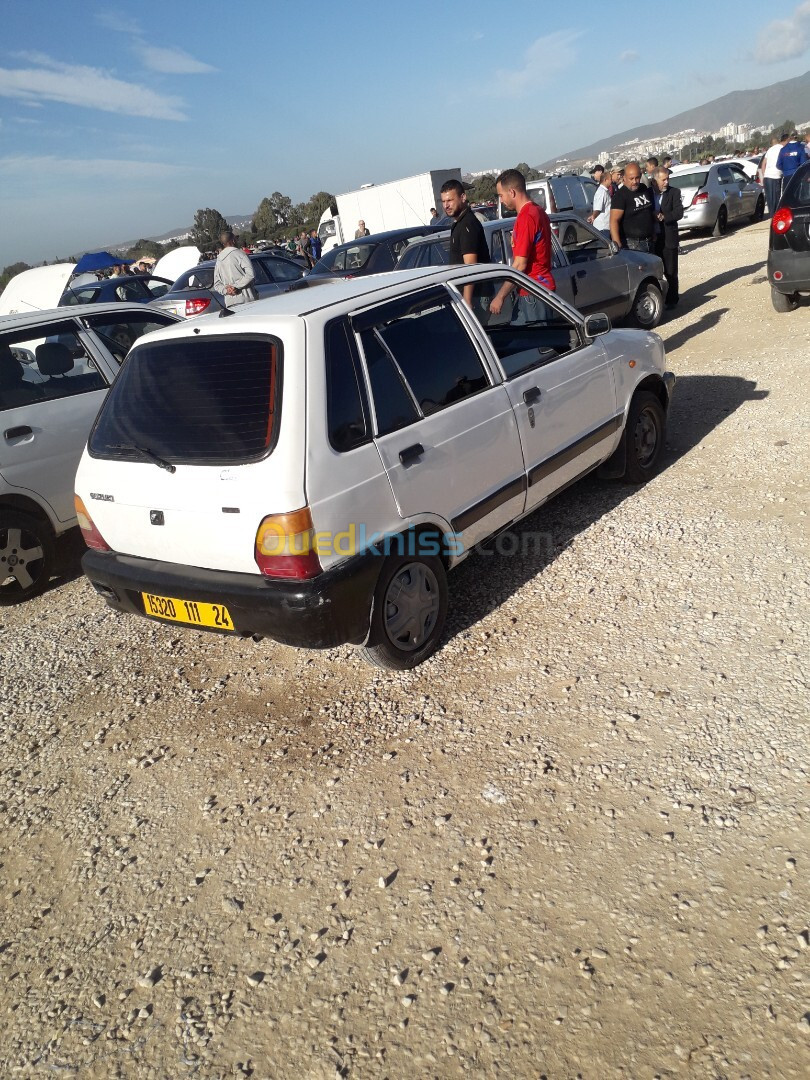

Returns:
1,219,808,1079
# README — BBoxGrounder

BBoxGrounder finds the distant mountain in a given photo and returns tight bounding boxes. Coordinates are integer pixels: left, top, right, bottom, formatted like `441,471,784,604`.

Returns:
541,69,810,168
107,212,255,254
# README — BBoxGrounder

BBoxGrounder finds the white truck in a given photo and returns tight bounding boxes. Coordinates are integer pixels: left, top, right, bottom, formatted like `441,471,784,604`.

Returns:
317,168,462,254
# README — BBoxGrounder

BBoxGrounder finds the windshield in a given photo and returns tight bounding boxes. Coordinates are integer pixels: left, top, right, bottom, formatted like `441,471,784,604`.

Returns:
670,171,708,191
89,334,282,465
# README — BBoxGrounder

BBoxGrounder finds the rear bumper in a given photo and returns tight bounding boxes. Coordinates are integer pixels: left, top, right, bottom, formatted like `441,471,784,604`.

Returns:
81,548,381,649
678,202,715,230
768,249,810,294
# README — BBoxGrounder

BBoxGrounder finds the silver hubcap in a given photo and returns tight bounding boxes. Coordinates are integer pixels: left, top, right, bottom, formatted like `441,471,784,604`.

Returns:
634,408,659,467
635,290,658,324
383,562,440,653
0,527,44,592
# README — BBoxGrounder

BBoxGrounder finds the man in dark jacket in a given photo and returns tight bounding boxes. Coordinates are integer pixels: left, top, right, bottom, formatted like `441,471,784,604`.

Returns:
652,168,684,309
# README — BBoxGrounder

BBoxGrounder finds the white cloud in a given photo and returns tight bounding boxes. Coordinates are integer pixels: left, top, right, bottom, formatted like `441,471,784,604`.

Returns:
0,155,186,177
133,43,216,75
0,57,186,120
620,50,639,64
756,1,810,62
493,31,583,97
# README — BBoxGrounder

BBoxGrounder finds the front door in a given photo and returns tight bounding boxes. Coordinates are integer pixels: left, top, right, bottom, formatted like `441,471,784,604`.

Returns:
354,285,526,555
555,217,629,318
458,274,620,513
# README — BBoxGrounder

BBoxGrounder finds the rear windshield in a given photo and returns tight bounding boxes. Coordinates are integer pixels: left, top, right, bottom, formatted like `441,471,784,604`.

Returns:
172,266,215,291
89,334,281,465
669,171,708,191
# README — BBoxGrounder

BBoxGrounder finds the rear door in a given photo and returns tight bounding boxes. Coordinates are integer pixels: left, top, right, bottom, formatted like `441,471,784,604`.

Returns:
355,286,526,552
1,319,114,524
459,273,619,513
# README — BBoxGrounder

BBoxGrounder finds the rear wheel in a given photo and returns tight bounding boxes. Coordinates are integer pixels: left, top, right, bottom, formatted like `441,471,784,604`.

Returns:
0,510,55,605
362,554,448,670
771,286,799,313
629,282,663,329
712,206,728,237
623,392,666,484
753,196,765,223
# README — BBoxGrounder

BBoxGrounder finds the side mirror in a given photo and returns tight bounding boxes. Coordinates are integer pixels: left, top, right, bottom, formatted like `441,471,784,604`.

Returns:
584,312,611,338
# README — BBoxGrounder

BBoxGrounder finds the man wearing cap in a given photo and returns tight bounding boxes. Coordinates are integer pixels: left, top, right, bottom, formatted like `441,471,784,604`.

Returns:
589,164,605,184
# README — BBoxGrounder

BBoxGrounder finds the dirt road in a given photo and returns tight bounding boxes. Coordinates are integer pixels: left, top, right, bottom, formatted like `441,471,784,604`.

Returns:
1,219,808,1078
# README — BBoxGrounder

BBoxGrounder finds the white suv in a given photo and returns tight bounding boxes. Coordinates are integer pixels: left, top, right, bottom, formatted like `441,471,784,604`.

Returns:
0,304,179,603
76,266,674,668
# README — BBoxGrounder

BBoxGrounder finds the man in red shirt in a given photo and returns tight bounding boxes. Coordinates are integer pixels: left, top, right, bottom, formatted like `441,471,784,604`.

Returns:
490,168,555,319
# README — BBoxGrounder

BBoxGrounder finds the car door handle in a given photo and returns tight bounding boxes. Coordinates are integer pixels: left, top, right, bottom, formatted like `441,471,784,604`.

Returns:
523,387,542,406
576,269,587,278
4,425,33,440
398,443,424,466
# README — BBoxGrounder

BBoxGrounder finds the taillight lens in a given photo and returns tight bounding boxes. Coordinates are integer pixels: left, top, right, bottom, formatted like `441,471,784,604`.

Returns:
75,496,111,552
254,508,322,580
771,208,793,234
185,297,211,316
692,191,709,205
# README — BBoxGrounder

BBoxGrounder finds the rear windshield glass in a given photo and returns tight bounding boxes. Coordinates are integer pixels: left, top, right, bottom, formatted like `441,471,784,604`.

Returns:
89,334,281,465
172,267,215,291
669,171,708,190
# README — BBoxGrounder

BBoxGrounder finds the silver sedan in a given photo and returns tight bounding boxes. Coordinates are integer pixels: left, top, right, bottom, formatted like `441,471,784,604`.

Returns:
669,162,765,236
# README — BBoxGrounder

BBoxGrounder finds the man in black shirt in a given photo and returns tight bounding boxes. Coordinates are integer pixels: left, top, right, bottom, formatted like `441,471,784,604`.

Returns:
610,162,655,252
441,179,490,304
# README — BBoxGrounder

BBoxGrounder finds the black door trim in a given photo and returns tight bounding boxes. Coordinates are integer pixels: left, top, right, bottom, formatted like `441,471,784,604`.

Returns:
451,475,527,533
528,413,623,487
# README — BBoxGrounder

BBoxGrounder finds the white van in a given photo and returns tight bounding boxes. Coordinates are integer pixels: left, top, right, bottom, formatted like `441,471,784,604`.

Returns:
76,266,674,668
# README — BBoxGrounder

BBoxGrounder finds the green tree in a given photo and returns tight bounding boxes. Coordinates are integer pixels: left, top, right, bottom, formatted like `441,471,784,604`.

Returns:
302,190,335,226
125,238,164,260
0,261,31,292
190,207,230,250
468,174,497,203
252,196,277,239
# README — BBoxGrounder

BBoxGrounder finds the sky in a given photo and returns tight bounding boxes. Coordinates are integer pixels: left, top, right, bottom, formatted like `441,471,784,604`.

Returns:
2,0,810,266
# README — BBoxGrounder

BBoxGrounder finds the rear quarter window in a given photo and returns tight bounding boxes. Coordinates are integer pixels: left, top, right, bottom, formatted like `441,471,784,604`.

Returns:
89,334,282,465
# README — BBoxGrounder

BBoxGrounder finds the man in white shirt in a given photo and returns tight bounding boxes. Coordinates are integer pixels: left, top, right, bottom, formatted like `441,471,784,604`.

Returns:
759,134,788,216
588,171,613,237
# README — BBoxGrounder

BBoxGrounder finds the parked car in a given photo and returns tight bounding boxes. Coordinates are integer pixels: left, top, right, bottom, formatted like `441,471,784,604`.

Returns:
307,227,445,280
498,174,598,222
76,264,674,669
59,274,173,306
767,160,810,312
668,161,765,236
0,304,180,602
395,215,667,328
150,253,306,319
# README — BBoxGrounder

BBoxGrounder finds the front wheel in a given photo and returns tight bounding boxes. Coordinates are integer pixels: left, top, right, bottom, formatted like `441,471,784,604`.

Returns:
0,510,56,605
771,286,799,313
362,554,448,670
712,206,728,237
629,282,663,329
623,392,666,484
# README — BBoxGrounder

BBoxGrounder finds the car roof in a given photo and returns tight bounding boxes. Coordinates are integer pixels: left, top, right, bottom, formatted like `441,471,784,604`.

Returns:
401,213,571,248
188,252,296,272
326,226,444,253
0,302,178,331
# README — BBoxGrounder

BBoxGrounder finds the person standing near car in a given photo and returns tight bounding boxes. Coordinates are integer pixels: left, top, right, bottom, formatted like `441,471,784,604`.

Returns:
760,134,787,214
777,132,808,189
589,170,613,237
610,162,655,252
490,169,555,320
355,220,370,238
441,179,490,305
652,168,683,309
213,229,257,308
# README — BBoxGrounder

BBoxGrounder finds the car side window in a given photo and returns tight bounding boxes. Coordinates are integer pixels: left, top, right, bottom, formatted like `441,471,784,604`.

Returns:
83,313,176,364
550,178,574,211
115,280,151,302
324,318,371,453
558,219,611,263
331,250,347,272
0,325,107,410
568,180,590,211
465,276,581,378
489,230,504,263
360,329,420,436
248,260,269,285
716,165,734,185
728,165,748,183
263,257,302,282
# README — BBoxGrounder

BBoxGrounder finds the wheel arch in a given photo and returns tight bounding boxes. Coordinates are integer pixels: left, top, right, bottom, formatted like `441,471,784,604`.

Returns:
0,494,58,532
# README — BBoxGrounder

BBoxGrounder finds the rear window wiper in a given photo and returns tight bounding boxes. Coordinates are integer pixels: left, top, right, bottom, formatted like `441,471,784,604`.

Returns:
108,443,176,473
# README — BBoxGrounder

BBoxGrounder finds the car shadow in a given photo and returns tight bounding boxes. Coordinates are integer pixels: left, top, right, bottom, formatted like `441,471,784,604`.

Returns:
660,308,729,353
676,261,765,316
44,526,87,596
442,373,768,648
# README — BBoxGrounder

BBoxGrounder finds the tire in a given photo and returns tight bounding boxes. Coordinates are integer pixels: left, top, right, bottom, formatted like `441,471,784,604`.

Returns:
0,510,56,605
712,206,728,237
753,196,765,223
622,391,666,484
771,286,799,313
361,554,448,670
629,281,663,329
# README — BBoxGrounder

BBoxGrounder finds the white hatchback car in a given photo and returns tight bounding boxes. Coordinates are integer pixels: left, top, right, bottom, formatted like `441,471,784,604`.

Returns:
0,304,179,602
76,266,675,668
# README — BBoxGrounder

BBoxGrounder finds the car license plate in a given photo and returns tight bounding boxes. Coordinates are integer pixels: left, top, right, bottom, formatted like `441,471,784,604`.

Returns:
142,592,233,630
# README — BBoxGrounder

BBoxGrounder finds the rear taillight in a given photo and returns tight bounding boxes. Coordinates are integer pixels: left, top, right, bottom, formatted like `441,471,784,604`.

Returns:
692,191,709,206
185,298,211,316
75,496,111,552
254,508,322,580
771,208,793,234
